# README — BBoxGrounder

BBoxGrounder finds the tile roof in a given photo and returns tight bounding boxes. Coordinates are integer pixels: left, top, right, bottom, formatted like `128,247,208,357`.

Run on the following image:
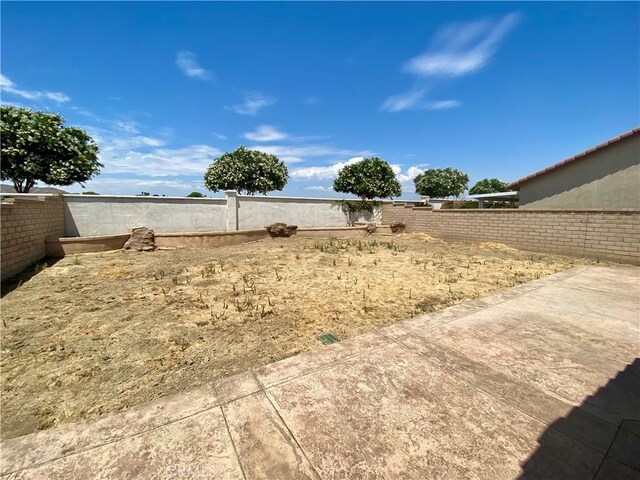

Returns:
509,127,640,189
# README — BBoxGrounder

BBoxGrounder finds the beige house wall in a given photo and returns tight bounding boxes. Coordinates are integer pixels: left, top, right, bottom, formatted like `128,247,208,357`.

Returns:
518,135,640,209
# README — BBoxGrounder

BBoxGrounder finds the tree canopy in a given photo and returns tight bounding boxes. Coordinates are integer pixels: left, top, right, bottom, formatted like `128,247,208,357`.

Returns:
0,106,101,193
333,157,401,200
204,146,288,195
187,191,205,197
469,178,509,195
414,168,469,199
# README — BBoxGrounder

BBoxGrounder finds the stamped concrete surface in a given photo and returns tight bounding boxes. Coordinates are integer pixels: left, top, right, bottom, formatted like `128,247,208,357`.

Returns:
2,265,639,479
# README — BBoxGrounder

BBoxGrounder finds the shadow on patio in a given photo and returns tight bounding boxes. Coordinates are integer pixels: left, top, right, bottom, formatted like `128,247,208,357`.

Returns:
519,358,640,479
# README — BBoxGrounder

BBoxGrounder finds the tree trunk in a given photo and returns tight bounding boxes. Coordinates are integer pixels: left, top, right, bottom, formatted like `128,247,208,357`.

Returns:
12,179,35,193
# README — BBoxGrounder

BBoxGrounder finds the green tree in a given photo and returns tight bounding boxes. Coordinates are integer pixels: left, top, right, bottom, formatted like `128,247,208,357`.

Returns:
414,168,469,198
1,106,101,193
187,191,205,197
81,191,99,195
333,157,401,200
204,146,288,195
469,178,509,195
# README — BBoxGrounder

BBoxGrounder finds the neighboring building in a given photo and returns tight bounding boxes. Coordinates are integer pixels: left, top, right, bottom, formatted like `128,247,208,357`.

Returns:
509,128,640,209
467,191,519,208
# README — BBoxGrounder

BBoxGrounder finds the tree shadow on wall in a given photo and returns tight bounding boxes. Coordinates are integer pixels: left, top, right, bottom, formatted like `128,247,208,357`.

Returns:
518,358,640,480
1,257,60,298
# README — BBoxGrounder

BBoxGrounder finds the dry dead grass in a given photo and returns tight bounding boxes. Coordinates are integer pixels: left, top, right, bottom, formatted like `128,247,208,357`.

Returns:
0,234,594,439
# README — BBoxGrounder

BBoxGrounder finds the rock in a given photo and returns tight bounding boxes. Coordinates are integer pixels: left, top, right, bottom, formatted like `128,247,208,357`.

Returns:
390,222,406,234
266,223,298,237
366,223,377,234
123,227,156,251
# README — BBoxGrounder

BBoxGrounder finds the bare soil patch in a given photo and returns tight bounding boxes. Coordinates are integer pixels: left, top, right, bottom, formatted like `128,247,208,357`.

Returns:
1,234,594,439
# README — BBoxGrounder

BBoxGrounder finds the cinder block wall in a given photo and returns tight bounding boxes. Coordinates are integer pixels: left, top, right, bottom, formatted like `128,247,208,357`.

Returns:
1,196,65,281
382,204,640,264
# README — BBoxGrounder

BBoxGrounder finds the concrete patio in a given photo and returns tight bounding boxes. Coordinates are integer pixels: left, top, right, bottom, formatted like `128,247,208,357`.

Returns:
2,265,639,479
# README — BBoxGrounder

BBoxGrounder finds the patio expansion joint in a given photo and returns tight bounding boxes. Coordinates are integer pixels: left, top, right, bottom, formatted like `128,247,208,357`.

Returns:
256,333,392,391
591,419,640,480
212,381,248,480
1,400,226,476
256,268,588,395
389,333,618,457
258,373,323,480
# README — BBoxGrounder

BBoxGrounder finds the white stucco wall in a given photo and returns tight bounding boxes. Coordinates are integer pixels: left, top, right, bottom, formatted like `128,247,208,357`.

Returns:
235,195,381,230
63,195,227,236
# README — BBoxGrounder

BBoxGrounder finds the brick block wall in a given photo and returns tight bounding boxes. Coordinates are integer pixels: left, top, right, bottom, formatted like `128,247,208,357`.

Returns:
1,196,65,281
381,204,640,264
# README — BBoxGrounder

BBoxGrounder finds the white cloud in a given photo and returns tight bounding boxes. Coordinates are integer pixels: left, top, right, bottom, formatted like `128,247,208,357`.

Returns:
305,185,329,192
0,74,70,103
250,145,373,165
102,144,220,177
243,125,288,142
291,157,365,180
427,99,462,110
82,124,220,177
212,132,227,140
392,165,425,184
113,120,140,134
381,88,428,112
382,12,519,113
226,93,276,115
403,13,520,77
292,157,425,185
176,51,212,80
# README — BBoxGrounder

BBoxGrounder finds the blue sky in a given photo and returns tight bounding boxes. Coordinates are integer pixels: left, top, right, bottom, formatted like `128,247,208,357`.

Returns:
2,2,638,198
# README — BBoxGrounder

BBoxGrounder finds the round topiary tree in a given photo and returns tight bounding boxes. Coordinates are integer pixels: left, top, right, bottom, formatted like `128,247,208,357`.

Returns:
333,157,402,200
414,168,469,199
1,106,102,193
469,178,509,195
204,146,288,195
186,191,205,197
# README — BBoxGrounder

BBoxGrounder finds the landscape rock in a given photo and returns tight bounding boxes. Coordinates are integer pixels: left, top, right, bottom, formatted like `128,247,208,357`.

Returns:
390,222,406,234
266,223,298,237
123,227,156,251
366,223,377,234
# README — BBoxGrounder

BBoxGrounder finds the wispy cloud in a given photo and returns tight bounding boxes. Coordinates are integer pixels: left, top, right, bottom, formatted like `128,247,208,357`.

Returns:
305,185,329,192
381,88,428,113
243,125,289,142
382,12,520,112
212,132,227,140
0,74,70,103
176,51,213,80
403,13,521,77
226,93,276,116
427,99,462,110
83,123,220,177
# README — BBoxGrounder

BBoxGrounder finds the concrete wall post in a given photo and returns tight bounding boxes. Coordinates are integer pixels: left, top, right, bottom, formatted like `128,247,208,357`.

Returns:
225,190,239,231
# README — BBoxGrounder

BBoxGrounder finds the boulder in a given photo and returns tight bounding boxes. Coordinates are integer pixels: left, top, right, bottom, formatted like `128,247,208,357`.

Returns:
123,227,156,251
390,222,406,234
366,223,377,234
266,223,298,237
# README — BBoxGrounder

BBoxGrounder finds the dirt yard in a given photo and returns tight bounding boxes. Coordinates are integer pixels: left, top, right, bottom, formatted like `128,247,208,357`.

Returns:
0,234,594,439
